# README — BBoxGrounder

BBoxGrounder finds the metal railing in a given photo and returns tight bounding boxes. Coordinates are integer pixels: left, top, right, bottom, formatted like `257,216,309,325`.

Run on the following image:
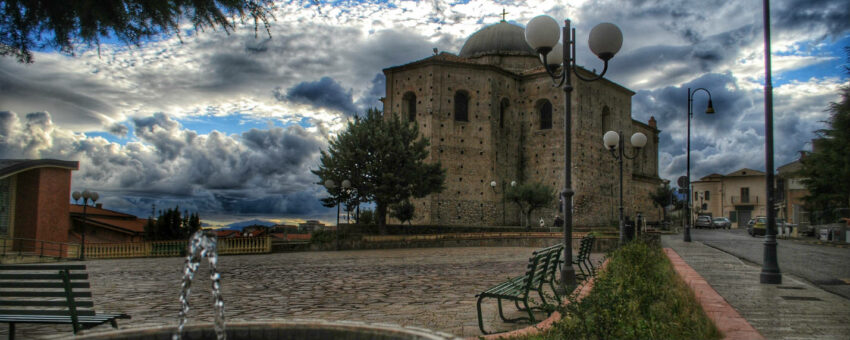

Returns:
731,195,759,204
83,237,272,259
0,237,80,259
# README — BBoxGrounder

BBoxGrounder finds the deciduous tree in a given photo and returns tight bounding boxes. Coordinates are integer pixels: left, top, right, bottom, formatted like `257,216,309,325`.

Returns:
506,182,555,230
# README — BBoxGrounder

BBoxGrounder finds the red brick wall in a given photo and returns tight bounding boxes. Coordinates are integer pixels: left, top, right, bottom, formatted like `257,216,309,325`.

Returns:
13,170,39,240
13,168,72,244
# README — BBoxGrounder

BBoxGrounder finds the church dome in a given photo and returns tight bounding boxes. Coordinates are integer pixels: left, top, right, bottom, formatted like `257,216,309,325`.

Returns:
459,21,536,58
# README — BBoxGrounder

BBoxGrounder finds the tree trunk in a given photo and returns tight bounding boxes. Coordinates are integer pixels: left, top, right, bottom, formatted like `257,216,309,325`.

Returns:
376,203,388,235
525,210,532,231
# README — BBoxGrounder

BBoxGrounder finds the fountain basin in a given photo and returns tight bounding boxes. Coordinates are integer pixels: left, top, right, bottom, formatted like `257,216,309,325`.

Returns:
73,320,458,340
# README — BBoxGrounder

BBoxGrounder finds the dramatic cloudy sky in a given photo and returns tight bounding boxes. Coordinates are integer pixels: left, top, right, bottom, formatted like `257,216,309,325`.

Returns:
1,0,848,225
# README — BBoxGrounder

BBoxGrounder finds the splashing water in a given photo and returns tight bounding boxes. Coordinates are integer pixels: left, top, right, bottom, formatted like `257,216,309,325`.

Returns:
174,230,226,340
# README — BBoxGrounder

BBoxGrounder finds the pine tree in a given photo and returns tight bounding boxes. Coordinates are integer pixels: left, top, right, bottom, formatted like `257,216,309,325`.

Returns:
800,47,850,223
1,0,274,63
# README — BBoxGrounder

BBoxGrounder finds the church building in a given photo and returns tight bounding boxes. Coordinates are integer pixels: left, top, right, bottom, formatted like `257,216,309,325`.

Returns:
381,19,663,227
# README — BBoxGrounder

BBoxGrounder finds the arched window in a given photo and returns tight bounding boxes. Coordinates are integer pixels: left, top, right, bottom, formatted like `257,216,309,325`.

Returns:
499,98,509,129
601,106,612,132
402,92,416,122
454,91,469,122
538,100,552,130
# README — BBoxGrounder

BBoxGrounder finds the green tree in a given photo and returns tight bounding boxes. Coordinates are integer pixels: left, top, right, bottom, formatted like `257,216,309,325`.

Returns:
506,182,555,230
313,109,446,233
650,183,677,222
358,209,375,225
799,48,850,223
390,200,415,225
1,0,274,63
147,206,201,240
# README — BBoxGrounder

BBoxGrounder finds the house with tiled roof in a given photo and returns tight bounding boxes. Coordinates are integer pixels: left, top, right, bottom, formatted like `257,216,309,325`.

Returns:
69,204,147,243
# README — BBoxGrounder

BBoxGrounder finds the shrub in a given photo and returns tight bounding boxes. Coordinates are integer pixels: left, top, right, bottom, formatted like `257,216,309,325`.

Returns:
538,239,721,340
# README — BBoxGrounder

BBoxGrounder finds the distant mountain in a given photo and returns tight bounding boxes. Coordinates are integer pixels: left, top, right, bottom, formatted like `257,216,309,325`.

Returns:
226,219,276,230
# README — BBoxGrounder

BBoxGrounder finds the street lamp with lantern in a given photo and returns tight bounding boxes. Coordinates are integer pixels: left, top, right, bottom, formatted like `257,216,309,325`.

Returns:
684,88,715,242
603,131,647,245
71,190,99,259
525,15,623,289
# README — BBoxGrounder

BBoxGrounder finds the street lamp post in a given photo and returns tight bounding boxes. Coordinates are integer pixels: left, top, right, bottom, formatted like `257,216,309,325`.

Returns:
324,179,351,250
603,131,647,245
760,0,782,285
71,190,99,260
510,181,519,226
525,16,623,290
685,88,715,242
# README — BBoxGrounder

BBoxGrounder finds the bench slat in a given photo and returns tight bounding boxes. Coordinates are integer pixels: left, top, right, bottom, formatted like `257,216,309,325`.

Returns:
0,273,88,280
0,282,90,289
0,309,97,316
1,291,92,298
0,300,95,308
0,265,86,271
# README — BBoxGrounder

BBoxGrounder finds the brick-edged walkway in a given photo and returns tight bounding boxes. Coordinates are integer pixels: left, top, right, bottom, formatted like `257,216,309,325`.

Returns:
664,248,764,340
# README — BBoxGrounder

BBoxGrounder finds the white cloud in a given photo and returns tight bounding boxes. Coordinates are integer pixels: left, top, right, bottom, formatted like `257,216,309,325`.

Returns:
0,0,847,218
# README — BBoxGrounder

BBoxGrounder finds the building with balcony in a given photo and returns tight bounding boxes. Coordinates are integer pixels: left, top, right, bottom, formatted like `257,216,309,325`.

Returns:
777,155,810,226
691,168,768,228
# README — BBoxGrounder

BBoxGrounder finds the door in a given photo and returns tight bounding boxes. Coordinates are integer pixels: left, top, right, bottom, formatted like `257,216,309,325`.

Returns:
737,210,751,229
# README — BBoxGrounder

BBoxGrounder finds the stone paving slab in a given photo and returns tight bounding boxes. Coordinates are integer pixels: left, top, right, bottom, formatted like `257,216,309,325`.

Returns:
663,235,850,340
1,247,604,339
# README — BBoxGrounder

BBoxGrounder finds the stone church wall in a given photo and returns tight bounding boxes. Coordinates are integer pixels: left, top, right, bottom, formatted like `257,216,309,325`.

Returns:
382,56,662,227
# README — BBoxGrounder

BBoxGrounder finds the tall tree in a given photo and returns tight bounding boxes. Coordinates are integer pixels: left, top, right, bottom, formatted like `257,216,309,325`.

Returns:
1,0,274,63
506,182,555,230
799,47,850,223
649,183,678,222
147,206,201,240
313,109,445,233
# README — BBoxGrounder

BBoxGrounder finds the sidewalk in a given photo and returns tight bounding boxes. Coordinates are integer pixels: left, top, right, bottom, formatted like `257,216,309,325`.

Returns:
662,235,850,340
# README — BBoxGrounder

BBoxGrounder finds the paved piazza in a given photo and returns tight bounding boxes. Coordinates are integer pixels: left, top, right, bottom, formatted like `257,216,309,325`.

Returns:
7,247,601,339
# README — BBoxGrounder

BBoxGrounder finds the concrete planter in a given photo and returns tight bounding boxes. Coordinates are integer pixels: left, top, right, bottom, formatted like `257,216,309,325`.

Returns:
74,320,458,340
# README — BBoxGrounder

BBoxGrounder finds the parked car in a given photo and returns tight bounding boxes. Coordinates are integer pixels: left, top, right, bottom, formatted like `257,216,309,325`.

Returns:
747,216,786,236
712,217,731,229
695,215,713,229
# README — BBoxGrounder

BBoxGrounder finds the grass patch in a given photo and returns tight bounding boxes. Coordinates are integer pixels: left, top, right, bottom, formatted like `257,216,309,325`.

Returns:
527,239,721,340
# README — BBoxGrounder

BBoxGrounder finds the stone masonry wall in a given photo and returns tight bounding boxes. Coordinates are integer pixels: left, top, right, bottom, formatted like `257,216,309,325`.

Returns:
384,55,662,227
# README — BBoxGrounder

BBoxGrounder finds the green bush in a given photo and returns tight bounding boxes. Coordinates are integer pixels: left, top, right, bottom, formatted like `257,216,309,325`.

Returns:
310,230,335,244
536,239,721,340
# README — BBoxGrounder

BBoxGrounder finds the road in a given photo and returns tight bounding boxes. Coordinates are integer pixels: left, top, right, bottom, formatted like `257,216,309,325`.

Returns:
686,228,850,300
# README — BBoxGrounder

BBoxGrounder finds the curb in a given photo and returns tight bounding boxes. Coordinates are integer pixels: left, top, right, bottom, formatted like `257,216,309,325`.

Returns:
469,259,609,340
663,248,764,340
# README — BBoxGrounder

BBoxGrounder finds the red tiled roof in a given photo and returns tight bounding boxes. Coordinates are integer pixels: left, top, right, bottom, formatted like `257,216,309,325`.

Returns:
83,216,147,234
69,205,135,218
215,230,241,238
285,234,311,241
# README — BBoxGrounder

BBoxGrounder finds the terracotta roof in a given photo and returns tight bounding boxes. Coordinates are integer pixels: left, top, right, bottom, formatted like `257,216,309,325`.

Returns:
70,205,135,218
215,230,241,238
74,216,147,234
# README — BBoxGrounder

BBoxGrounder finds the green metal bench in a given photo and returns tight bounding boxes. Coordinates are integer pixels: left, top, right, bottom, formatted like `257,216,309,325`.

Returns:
573,234,596,279
476,243,563,334
0,264,130,340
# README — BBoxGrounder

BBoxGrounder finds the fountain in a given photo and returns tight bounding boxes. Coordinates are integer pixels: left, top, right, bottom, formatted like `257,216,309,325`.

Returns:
75,231,456,340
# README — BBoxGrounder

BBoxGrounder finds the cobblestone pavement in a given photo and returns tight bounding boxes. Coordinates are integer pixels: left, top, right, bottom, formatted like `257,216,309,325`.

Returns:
4,247,603,339
663,235,850,339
